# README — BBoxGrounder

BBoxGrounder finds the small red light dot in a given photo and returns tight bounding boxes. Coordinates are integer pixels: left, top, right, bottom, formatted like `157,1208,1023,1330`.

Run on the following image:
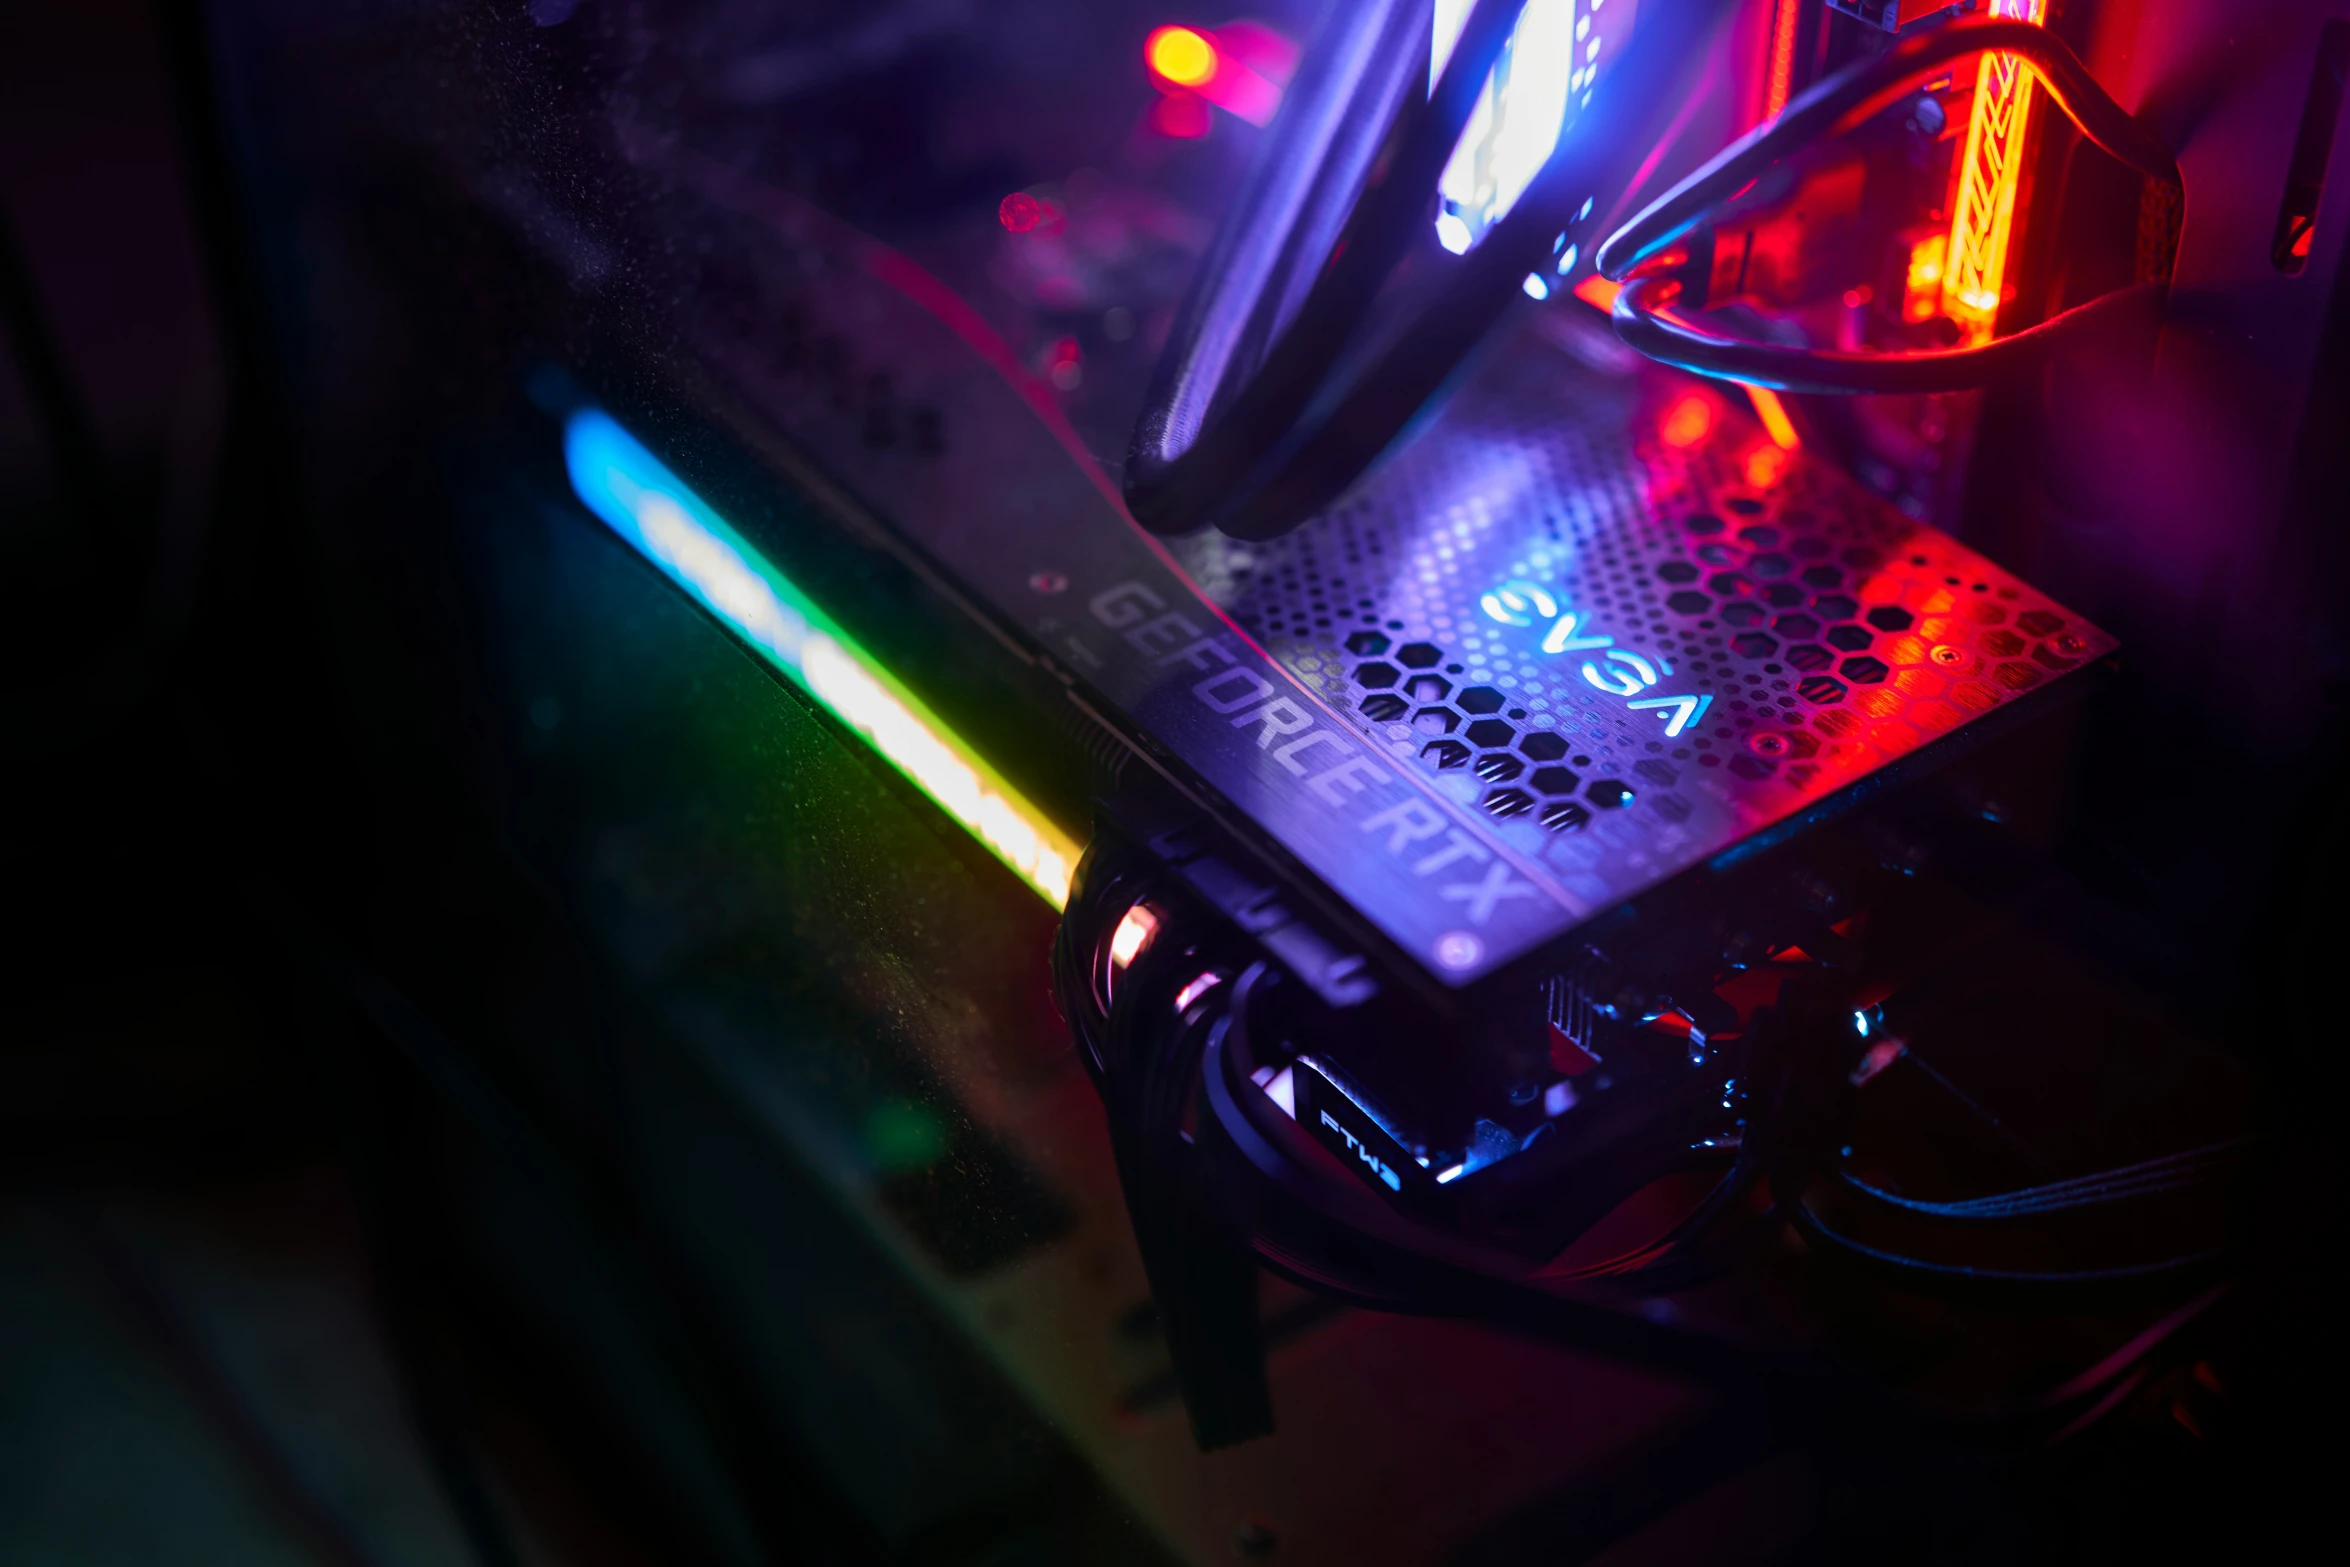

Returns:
1150,91,1212,139
998,192,1044,233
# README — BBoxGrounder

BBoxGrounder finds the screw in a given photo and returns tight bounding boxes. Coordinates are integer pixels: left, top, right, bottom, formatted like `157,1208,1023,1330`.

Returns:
1434,932,1483,970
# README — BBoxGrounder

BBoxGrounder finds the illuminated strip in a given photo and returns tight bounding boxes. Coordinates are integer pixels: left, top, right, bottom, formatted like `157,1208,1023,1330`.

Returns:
1571,272,1622,312
1941,0,2047,341
1762,0,1800,122
1744,385,1800,449
563,409,1079,909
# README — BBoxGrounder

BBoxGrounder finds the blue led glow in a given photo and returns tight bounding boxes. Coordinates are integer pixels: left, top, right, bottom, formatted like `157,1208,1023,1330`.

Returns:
1581,647,1659,696
1539,610,1611,655
1626,692,1713,738
1480,578,1559,627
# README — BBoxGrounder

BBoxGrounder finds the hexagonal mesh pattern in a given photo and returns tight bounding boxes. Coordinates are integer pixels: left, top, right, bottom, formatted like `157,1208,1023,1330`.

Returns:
1170,338,2115,911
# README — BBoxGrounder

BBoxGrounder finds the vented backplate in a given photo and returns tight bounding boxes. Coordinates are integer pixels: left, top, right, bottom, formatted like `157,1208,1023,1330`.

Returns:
1168,334,2115,920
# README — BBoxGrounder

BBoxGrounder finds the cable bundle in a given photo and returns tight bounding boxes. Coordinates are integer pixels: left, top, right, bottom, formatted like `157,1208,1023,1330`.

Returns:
1126,0,1713,541
1595,17,2180,393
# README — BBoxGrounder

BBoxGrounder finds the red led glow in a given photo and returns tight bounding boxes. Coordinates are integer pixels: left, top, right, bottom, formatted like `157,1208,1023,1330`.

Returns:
998,192,1045,233
1548,1022,1601,1077
1660,395,1714,449
1572,274,1623,313
1150,91,1213,139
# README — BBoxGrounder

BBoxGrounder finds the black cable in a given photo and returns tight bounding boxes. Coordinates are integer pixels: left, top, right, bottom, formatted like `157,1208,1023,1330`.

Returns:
1834,1138,2244,1222
1540,1146,1778,1294
1596,17,2180,394
1077,868,1276,1448
1064,845,2224,1449
1781,1189,2230,1301
1539,996,1817,1292
1128,0,1717,541
1198,947,1789,1311
1599,18,2177,280
1125,0,1507,536
1611,274,2165,394
1765,1057,2240,1305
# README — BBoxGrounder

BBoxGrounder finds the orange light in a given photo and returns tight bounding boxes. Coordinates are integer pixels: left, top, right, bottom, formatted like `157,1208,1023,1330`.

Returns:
1572,274,1623,313
1903,231,1947,323
1941,1,2048,340
1145,23,1283,126
1146,25,1219,88
1744,385,1800,450
1763,0,1800,122
1661,395,1714,449
1745,444,1790,489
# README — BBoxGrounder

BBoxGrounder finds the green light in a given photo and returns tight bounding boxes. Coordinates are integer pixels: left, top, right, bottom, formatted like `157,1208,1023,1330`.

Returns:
565,408,1079,908
862,1100,950,1172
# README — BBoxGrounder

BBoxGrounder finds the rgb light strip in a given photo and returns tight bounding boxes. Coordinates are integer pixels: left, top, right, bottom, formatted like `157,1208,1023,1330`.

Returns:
1941,0,2047,339
564,408,1080,908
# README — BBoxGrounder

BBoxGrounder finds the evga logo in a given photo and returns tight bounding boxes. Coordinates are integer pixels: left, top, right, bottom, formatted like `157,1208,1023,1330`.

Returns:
1481,579,1714,737
1319,1109,1402,1192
